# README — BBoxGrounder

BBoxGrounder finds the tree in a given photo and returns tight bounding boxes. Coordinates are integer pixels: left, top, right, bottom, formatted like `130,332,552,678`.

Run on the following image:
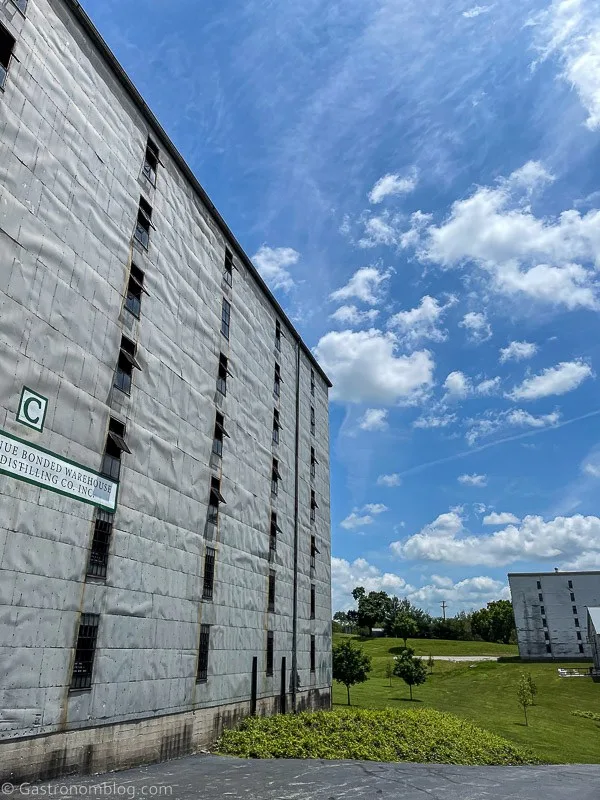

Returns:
332,640,372,705
393,649,427,700
352,588,390,636
517,673,533,725
391,613,418,646
385,659,394,687
526,674,538,705
472,600,515,644
427,654,435,674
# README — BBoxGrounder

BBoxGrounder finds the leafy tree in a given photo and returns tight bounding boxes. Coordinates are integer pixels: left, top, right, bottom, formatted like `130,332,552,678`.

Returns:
393,649,427,701
385,659,394,687
427,654,435,674
517,673,533,725
472,600,515,644
391,613,418,646
526,674,538,705
352,587,390,636
332,640,372,705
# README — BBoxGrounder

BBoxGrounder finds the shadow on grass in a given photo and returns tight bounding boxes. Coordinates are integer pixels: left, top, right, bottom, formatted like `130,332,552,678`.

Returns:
497,656,522,663
393,698,424,703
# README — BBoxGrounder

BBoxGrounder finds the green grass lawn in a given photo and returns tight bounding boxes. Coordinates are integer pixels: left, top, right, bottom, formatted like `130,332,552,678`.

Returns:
334,632,519,657
333,635,600,764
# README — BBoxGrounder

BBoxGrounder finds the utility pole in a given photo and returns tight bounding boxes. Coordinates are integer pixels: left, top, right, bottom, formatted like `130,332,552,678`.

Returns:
441,600,447,620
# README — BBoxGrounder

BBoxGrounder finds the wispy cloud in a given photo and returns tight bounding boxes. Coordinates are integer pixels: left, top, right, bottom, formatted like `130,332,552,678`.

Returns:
252,245,299,291
368,170,418,204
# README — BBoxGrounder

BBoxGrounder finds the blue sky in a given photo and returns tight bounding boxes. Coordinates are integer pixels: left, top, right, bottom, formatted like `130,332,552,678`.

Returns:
82,0,600,614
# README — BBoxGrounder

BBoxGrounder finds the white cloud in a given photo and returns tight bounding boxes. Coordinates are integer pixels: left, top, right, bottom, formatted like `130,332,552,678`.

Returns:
358,408,389,431
444,370,472,399
364,503,388,515
462,5,493,19
476,377,501,395
505,409,561,427
583,463,600,478
393,510,600,567
387,295,455,344
413,412,457,429
459,311,492,343
359,214,402,248
483,512,521,525
313,329,435,404
330,266,393,305
466,408,560,444
251,245,299,291
377,473,402,487
369,171,418,204
330,305,380,326
340,503,388,530
458,473,488,487
399,211,434,250
499,341,538,363
331,557,413,610
507,360,592,401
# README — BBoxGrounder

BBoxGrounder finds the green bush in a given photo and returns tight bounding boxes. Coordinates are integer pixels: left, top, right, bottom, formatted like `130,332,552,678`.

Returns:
217,707,540,765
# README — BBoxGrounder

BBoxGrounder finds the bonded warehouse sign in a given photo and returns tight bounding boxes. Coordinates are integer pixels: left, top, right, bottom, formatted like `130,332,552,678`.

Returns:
0,429,118,512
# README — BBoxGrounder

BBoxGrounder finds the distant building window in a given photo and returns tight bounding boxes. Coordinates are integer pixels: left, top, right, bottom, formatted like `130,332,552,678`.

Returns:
125,263,146,318
142,138,159,185
310,406,315,436
115,335,141,395
579,643,584,654
272,409,281,445
197,624,210,682
544,631,549,641
134,197,153,249
310,446,318,479
570,592,575,602
0,24,16,91
310,369,315,397
536,580,541,590
576,631,582,641
202,547,216,601
217,353,230,396
270,512,280,553
70,613,99,691
221,298,231,340
87,510,113,579
101,418,130,482
271,457,281,496
223,248,233,287
310,535,319,571
542,617,547,628
266,630,274,676
568,579,573,589
274,363,281,397
310,635,316,672
213,412,229,457
310,584,316,619
572,606,578,615
574,618,580,628
310,489,318,523
268,570,276,613
546,644,551,654
540,606,545,615
538,593,543,602
275,320,282,351
208,476,226,525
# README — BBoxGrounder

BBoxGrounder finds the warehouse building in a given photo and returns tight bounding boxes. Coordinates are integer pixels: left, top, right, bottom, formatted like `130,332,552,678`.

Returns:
509,571,600,660
588,608,600,679
0,0,332,781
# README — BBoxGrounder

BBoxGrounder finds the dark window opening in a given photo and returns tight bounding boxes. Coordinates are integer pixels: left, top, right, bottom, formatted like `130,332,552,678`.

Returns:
568,579,573,589
544,631,549,641
223,248,233,287
310,446,318,479
274,363,281,397
142,138,159,185
87,511,113,579
268,570,276,613
202,547,216,601
70,613,99,690
310,369,315,397
570,592,575,602
310,584,316,619
577,631,582,641
134,197,153,249
310,635,316,672
101,418,129,482
197,624,210,682
542,617,547,628
538,593,543,602
310,489,318,523
221,298,231,340
275,320,282,351
310,535,320,571
0,24,15,90
115,335,141,395
266,630,274,676
213,411,229,457
125,263,146,318
546,644,552,654
310,406,315,435
536,580,541,590
217,353,229,396
272,409,280,445
540,606,545,615
574,618,580,628
579,643,584,653
208,476,225,525
270,512,280,553
271,457,281,495
572,605,578,615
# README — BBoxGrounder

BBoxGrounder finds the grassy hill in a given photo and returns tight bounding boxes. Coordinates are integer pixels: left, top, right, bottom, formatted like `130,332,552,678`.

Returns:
333,632,519,657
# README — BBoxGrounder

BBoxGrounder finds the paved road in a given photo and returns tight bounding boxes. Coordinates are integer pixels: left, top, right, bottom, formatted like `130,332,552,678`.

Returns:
428,655,501,661
27,754,600,800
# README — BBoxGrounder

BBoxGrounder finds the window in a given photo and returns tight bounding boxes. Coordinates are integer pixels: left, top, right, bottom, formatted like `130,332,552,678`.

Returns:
87,511,113,579
538,593,543,602
568,579,573,589
275,320,282,351
115,335,141,395
142,138,159,185
274,363,281,397
221,298,231,340
540,606,545,615
134,197,153,249
125,263,146,318
577,631,582,641
70,613,99,690
202,547,216,601
270,512,280,553
570,592,575,602
310,406,315,436
223,248,233,287
536,580,541,590
217,353,230,396
271,458,281,496
542,617,547,628
574,618,580,628
310,584,316,619
546,644,551,654
572,606,578,615
310,369,315,397
272,409,280,445
212,412,229,457
266,630,274,676
544,631,549,641
310,447,318,479
197,624,210,682
0,24,15,91
310,635,316,673
310,489,318,523
310,535,319,571
208,476,226,525
579,643,584,654
268,570,276,613
101,418,130,482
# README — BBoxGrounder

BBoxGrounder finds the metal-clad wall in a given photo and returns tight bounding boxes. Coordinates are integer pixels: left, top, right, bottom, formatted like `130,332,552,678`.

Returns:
0,0,331,743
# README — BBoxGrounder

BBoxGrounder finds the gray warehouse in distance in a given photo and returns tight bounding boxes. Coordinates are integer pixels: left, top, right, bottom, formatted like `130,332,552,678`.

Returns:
0,0,332,781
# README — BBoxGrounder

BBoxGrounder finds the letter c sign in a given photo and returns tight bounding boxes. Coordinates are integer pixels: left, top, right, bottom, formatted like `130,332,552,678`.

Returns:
17,387,48,433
